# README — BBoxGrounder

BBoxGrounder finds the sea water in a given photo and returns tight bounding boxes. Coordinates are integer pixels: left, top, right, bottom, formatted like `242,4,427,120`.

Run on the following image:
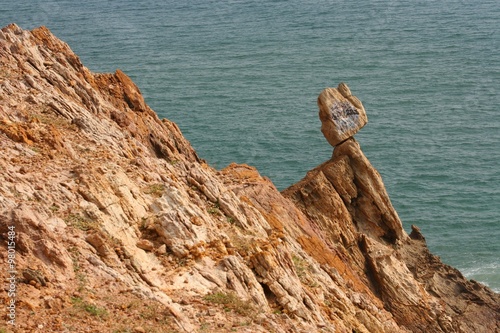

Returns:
2,0,499,292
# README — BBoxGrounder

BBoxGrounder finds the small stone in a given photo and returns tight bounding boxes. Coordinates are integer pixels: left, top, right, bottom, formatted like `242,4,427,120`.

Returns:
133,326,146,333
23,268,47,286
136,239,154,251
22,299,37,311
43,296,58,309
208,308,217,316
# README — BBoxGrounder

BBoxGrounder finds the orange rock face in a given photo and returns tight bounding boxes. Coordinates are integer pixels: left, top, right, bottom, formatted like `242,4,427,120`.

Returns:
0,24,498,333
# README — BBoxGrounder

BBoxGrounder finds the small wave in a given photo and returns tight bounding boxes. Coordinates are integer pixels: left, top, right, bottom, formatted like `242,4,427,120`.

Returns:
461,262,500,293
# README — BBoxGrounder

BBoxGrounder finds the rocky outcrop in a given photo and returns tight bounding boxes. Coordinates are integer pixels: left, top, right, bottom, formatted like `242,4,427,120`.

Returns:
283,138,499,332
0,24,498,333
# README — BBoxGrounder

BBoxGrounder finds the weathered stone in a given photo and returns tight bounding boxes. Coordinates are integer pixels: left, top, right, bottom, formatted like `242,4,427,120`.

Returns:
115,69,147,112
136,239,155,252
133,326,146,333
318,82,368,146
0,24,497,333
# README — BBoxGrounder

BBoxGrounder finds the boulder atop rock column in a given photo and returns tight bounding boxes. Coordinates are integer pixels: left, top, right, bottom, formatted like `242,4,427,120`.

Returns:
318,82,368,146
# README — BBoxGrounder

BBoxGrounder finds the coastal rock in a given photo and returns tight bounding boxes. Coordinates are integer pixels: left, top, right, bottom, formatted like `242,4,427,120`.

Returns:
283,137,499,332
0,24,498,333
115,69,147,112
318,83,368,146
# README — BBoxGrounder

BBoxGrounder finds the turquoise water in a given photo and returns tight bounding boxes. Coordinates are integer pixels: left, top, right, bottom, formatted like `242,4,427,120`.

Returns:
2,0,499,292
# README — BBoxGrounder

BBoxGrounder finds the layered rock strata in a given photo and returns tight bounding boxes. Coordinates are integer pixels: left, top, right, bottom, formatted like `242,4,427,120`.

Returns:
0,24,498,333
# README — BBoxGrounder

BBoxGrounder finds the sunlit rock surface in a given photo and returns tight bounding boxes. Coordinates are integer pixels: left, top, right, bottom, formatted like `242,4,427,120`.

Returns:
0,24,498,333
318,83,368,147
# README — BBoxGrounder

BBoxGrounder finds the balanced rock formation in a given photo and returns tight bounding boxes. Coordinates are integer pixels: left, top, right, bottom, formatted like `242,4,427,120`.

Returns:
0,24,498,333
318,83,368,146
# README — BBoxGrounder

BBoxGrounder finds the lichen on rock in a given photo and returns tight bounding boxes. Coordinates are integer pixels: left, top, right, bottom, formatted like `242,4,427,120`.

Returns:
318,82,368,147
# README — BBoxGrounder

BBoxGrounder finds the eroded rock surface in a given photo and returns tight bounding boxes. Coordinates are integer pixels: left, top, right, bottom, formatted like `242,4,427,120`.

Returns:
0,24,498,333
318,83,368,147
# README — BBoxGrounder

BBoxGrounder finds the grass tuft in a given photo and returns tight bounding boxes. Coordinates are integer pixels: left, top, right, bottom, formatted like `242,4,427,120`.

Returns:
203,291,255,316
144,183,166,197
71,296,108,318
65,213,98,231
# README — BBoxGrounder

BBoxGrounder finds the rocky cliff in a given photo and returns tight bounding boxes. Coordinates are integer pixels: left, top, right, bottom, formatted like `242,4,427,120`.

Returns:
0,24,498,333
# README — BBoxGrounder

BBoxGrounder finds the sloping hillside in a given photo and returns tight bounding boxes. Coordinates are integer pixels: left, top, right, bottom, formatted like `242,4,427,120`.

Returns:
0,24,498,333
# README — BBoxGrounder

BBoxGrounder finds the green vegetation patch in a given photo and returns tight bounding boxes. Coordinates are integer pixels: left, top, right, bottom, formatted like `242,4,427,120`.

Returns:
65,213,98,231
203,291,255,316
144,183,166,197
292,255,308,279
71,296,108,318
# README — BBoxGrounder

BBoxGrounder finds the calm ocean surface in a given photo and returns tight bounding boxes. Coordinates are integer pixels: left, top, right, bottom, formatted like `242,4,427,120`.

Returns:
2,0,499,292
